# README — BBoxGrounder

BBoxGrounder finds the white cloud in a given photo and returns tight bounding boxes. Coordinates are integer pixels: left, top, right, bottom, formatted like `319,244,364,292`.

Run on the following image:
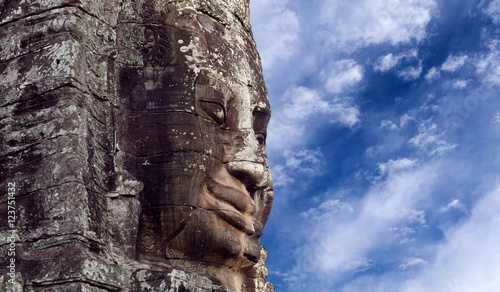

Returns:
425,54,468,84
271,164,295,187
266,117,305,154
301,199,354,220
405,209,426,225
374,53,400,72
250,0,299,72
399,257,428,270
452,79,470,89
374,49,419,72
425,54,468,83
250,1,500,291
400,113,416,128
397,63,423,81
438,199,466,213
364,145,386,158
380,119,400,131
373,50,423,81
409,120,458,156
321,59,364,94
271,149,323,186
378,158,419,177
339,258,374,273
401,186,500,292
476,41,500,85
282,87,329,119
318,0,437,50
284,148,322,172
483,0,500,24
282,86,360,127
492,112,500,123
269,270,301,287
294,161,440,285
391,226,417,237
440,54,468,72
391,226,418,244
425,66,441,81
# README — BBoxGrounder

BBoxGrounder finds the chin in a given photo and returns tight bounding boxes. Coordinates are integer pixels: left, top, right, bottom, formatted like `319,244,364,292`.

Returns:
137,203,262,266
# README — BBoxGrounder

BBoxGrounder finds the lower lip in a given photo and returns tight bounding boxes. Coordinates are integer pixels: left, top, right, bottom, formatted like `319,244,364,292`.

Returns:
214,208,255,235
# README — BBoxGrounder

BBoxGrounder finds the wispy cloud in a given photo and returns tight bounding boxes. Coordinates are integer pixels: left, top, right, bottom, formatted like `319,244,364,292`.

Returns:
374,49,419,72
266,118,305,154
301,199,354,220
483,0,500,24
398,63,423,81
250,1,500,291
452,79,470,89
378,158,419,177
399,257,428,270
401,187,500,291
283,148,322,171
438,199,466,213
425,54,468,83
317,0,437,50
281,86,360,127
409,120,458,156
425,66,441,81
441,54,468,72
271,148,323,187
380,119,401,131
492,112,500,123
476,41,500,85
374,53,402,72
250,0,299,73
321,59,364,94
381,114,416,131
292,161,441,287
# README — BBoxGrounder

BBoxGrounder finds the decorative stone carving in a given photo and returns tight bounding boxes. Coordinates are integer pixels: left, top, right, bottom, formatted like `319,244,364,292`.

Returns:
0,0,273,291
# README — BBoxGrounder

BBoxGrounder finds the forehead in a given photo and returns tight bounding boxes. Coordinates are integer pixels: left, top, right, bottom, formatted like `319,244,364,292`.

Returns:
195,72,270,113
125,6,271,118
160,8,270,112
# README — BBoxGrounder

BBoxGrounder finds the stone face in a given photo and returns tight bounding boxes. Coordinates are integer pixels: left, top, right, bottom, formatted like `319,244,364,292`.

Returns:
0,0,273,291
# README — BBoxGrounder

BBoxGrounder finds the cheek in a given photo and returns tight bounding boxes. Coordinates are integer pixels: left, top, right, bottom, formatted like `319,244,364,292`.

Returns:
146,207,243,263
196,210,243,262
135,151,208,207
121,113,204,156
199,117,225,160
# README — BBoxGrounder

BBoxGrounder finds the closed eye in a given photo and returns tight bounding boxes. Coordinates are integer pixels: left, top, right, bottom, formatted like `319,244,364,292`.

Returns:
200,100,226,125
256,132,266,145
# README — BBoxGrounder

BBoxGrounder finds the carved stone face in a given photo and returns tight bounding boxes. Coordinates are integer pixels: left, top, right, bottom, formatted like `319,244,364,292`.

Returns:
118,5,272,272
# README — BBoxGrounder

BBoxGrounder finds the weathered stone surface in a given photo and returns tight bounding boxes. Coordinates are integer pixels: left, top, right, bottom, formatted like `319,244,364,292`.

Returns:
0,0,273,291
131,269,230,292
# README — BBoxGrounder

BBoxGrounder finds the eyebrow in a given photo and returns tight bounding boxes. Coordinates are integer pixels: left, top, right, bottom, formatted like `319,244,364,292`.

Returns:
195,84,226,103
253,108,271,117
252,109,271,132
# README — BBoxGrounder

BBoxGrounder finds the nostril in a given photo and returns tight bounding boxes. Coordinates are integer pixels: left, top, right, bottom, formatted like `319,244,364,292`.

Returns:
246,184,267,200
246,185,254,199
246,186,256,200
226,161,265,189
231,170,251,186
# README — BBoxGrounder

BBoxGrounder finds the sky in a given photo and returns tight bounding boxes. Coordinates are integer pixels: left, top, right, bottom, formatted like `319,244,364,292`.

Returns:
249,0,500,291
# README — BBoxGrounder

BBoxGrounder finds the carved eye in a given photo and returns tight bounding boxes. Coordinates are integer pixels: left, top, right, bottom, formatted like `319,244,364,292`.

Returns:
256,133,266,145
200,101,226,125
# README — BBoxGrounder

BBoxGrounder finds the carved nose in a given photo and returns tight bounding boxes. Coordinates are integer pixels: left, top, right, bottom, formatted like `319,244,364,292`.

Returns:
226,161,266,191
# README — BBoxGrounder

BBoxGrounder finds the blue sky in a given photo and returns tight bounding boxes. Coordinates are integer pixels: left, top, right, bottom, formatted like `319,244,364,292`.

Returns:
249,0,500,291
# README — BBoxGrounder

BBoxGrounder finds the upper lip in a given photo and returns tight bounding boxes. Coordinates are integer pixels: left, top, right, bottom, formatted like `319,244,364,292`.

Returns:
207,180,253,213
204,175,258,235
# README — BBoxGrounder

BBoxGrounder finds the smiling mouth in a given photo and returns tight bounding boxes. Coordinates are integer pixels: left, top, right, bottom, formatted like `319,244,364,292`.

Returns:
207,180,253,213
204,178,263,236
